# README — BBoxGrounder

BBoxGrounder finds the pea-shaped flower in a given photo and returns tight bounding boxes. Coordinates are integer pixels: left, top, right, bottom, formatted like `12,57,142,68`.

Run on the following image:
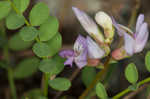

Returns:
59,35,87,68
59,35,105,68
112,14,149,60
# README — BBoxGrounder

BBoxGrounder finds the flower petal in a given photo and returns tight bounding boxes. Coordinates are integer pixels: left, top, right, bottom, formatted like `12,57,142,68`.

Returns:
136,14,144,32
74,48,87,68
64,57,74,66
74,35,87,53
124,33,135,55
59,50,74,58
118,24,133,34
135,22,148,42
111,17,125,36
86,36,105,59
72,7,104,42
135,23,149,53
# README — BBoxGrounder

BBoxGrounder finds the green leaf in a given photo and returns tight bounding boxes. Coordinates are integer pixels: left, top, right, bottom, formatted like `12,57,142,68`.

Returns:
14,57,40,79
13,0,30,13
145,51,150,72
46,33,62,57
39,55,65,75
29,2,49,26
9,33,33,51
81,67,96,87
32,42,51,57
96,82,108,99
19,26,38,41
39,16,59,41
6,12,25,30
0,1,11,20
48,78,71,91
125,63,138,84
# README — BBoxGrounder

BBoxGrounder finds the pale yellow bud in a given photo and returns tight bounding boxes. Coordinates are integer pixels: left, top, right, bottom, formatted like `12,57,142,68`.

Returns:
95,11,114,43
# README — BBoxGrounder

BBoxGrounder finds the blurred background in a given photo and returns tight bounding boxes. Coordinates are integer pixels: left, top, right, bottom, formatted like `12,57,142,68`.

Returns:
0,0,150,98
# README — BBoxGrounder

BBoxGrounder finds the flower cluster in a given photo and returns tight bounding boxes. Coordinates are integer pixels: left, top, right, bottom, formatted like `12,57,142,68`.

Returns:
59,7,149,68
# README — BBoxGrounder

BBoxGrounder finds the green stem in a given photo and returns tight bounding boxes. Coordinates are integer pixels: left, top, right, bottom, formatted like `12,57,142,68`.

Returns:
112,89,131,99
128,0,141,28
112,77,150,99
43,73,49,97
2,29,17,99
7,67,17,99
138,77,150,86
79,57,111,99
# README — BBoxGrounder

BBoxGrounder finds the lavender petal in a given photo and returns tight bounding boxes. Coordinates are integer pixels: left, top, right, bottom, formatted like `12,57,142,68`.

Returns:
74,48,87,68
135,24,149,53
135,22,148,42
64,57,74,66
72,7,104,42
111,17,126,36
59,49,74,58
136,14,144,32
74,35,87,53
124,33,135,55
86,36,105,59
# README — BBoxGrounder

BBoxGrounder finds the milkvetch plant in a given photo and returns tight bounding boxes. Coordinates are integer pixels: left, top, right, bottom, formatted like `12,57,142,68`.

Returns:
0,0,150,99
0,0,68,98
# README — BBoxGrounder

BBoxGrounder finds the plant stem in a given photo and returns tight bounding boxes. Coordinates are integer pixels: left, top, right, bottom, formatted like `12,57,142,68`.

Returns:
2,22,17,99
128,0,141,28
112,89,131,99
79,57,111,99
112,77,150,99
43,73,49,97
7,68,17,99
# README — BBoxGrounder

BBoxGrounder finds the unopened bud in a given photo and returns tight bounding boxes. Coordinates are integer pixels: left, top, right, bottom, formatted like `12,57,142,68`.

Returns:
95,11,114,43
111,47,128,60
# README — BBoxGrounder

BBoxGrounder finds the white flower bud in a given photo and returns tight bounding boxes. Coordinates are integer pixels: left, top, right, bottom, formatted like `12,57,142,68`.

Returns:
95,11,114,43
95,11,112,30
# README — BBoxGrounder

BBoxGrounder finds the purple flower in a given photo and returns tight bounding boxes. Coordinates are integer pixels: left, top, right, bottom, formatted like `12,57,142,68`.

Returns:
112,14,149,56
72,7,104,43
59,35,88,68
